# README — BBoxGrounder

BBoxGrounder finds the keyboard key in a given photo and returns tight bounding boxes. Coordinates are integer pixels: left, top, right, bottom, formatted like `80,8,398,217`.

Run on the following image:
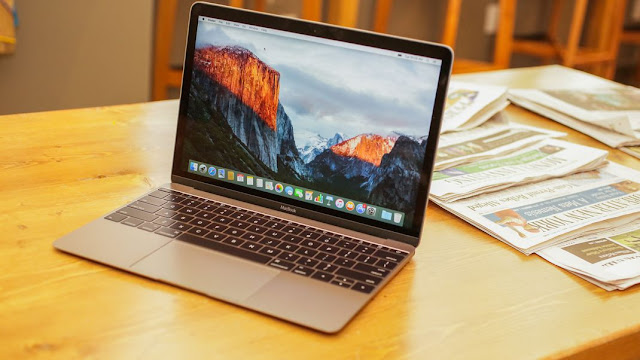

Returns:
197,211,216,220
281,226,303,235
317,235,339,245
161,202,183,211
169,222,192,231
259,238,281,247
292,265,313,276
264,221,285,230
155,209,177,218
240,242,262,252
336,239,357,250
187,227,209,237
356,254,378,265
268,259,295,271
315,252,337,263
299,231,320,240
241,233,263,242
176,233,270,264
333,276,354,284
207,223,228,232
156,227,182,238
149,190,169,198
190,218,211,228
258,246,280,257
355,244,376,255
373,249,405,262
181,199,202,208
295,247,318,257
247,216,267,225
105,213,127,222
337,249,359,259
152,217,175,227
122,217,144,227
204,232,227,242
117,207,158,222
352,282,375,294
211,215,232,224
196,203,218,211
277,242,299,252
265,230,285,239
223,228,245,237
316,262,338,273
277,252,299,262
221,237,244,246
164,194,186,202
246,225,267,234
331,280,352,288
231,212,251,221
180,207,200,216
318,245,339,254
172,214,194,223
139,195,166,207
354,263,389,277
334,257,356,268
296,257,319,267
228,220,249,230
282,234,303,244
335,267,383,285
311,271,334,282
213,207,235,217
300,239,321,249
376,259,398,270
128,201,161,213
138,222,161,232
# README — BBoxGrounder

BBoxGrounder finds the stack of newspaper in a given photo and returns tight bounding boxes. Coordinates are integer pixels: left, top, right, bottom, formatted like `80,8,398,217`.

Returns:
434,82,640,290
508,87,640,151
441,81,509,133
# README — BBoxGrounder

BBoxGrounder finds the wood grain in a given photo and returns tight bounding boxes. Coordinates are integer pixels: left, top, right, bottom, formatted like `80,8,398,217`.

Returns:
1,67,640,359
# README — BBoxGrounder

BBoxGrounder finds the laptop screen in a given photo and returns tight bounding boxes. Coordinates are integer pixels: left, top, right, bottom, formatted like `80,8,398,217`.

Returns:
175,9,448,237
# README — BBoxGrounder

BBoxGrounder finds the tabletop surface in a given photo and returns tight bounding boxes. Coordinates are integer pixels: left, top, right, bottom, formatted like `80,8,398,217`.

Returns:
2,65,640,360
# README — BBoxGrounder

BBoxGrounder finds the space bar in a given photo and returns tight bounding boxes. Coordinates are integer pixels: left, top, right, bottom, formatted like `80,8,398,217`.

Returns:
176,233,271,264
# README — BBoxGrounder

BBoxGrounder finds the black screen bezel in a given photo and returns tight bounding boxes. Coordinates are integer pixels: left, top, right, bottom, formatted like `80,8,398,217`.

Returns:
171,2,452,247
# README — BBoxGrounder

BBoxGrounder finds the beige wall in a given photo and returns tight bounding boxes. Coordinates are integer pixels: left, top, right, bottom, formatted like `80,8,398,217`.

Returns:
0,0,153,115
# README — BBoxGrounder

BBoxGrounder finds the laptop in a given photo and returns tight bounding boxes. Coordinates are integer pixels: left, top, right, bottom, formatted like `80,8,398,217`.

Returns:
54,2,452,333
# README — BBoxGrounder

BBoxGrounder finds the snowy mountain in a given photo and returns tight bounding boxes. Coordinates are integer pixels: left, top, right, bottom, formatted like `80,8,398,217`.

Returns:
297,132,345,164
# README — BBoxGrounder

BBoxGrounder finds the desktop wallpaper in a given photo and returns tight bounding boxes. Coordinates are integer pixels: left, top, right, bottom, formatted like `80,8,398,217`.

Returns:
183,20,441,221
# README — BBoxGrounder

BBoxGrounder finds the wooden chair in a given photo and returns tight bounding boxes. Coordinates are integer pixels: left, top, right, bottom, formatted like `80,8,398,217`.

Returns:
508,0,627,79
370,0,516,74
152,0,356,100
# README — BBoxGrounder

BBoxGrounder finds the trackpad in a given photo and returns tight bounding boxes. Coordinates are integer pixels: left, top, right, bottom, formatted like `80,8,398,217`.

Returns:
131,241,279,302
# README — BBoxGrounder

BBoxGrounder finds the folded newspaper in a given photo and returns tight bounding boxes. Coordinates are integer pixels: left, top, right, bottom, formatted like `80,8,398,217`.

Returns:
621,146,640,160
435,113,566,171
432,162,640,255
441,81,509,133
538,219,640,290
509,87,640,148
431,139,608,202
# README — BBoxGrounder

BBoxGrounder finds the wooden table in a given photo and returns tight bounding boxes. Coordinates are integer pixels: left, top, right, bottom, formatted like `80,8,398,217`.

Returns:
2,65,639,359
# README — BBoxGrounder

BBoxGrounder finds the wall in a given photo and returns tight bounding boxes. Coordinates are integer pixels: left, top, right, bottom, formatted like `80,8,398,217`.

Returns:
0,0,153,115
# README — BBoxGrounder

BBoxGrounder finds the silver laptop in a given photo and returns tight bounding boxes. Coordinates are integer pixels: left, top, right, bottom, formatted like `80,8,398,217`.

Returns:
54,2,452,333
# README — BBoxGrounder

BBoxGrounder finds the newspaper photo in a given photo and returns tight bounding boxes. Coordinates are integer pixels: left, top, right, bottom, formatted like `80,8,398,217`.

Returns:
433,163,640,254
442,81,509,133
538,219,640,290
430,139,608,202
509,87,640,139
508,93,640,148
435,113,566,171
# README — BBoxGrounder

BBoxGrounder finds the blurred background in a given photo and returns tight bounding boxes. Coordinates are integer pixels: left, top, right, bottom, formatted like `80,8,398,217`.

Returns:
0,0,639,116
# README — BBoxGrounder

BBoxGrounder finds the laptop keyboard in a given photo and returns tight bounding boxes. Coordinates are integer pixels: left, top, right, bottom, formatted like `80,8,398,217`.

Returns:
105,188,409,294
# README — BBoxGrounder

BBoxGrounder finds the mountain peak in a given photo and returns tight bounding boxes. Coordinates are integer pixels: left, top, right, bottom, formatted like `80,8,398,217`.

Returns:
194,45,280,131
330,134,397,166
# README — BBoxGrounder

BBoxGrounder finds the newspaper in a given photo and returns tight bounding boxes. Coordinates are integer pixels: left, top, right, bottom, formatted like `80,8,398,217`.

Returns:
432,162,640,255
509,88,640,147
435,113,566,171
442,81,509,133
538,219,640,290
621,146,640,160
430,139,608,202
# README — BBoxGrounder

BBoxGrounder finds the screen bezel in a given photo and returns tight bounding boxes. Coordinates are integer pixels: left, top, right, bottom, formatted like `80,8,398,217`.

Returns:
171,2,452,247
